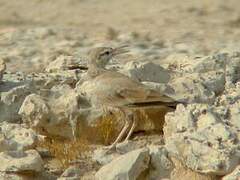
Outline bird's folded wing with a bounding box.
[116,87,176,106]
[95,71,177,107]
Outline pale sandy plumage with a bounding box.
[78,46,176,150]
[81,71,175,107]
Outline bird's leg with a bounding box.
[107,109,131,150]
[124,112,136,141]
[69,114,77,141]
[102,106,108,115]
[108,117,130,150]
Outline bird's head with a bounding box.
[88,45,128,68]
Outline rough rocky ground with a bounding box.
[1,0,240,179]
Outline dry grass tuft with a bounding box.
[85,108,167,145]
[38,112,120,169]
[83,111,121,145]
[39,136,89,169]
[38,109,159,170]
[95,113,120,145]
[171,158,219,180]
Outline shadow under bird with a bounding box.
[78,45,177,150]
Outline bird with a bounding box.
[77,45,177,150]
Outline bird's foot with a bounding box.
[102,144,116,154]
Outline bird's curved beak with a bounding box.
[112,45,129,56]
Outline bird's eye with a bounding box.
[105,51,110,55]
[100,51,110,57]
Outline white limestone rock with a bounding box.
[0,122,38,152]
[225,52,240,87]
[222,165,240,180]
[200,71,225,94]
[19,84,89,139]
[0,173,24,180]
[161,52,240,103]
[0,58,6,82]
[93,141,147,165]
[190,52,240,88]
[190,53,227,73]
[0,27,88,73]
[168,74,216,103]
[116,140,146,154]
[0,171,57,180]
[95,148,150,180]
[0,85,31,122]
[164,53,227,74]
[18,94,50,128]
[120,61,170,83]
[93,148,120,165]
[45,55,81,73]
[148,145,174,180]
[164,103,240,175]
[161,53,200,71]
[0,150,44,173]
[58,165,84,180]
[170,158,217,180]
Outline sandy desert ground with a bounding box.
[0,0,240,179]
[1,0,240,72]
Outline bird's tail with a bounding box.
[126,100,178,108]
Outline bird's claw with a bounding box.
[102,144,116,154]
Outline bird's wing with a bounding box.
[95,71,176,107]
[116,86,176,106]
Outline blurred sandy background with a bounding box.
[1,0,240,72]
[0,0,240,42]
